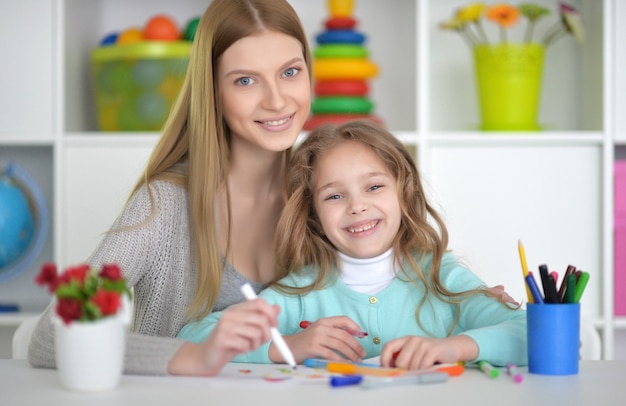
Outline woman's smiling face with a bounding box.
[217,30,311,153]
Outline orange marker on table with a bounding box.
[391,351,464,377]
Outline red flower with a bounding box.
[99,264,123,281]
[91,290,122,316]
[35,262,58,293]
[56,298,83,325]
[63,264,90,283]
[36,262,131,324]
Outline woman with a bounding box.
[29,0,311,376]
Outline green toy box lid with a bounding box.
[92,41,191,63]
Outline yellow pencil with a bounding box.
[518,240,534,304]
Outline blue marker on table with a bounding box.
[330,375,363,387]
[304,358,330,368]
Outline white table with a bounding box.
[1,360,625,406]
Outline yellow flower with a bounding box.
[456,3,487,23]
[486,3,520,28]
[440,18,466,31]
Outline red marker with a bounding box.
[299,320,368,338]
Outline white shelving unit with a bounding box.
[0,0,621,359]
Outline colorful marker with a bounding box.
[330,375,363,387]
[478,361,499,379]
[240,283,297,370]
[539,264,559,303]
[506,362,523,383]
[574,271,590,303]
[517,240,534,304]
[361,371,448,389]
[327,362,403,377]
[300,320,368,338]
[558,265,576,302]
[525,273,545,304]
[564,273,576,304]
[550,271,559,285]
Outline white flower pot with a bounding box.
[53,296,132,391]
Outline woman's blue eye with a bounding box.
[284,67,300,78]
[326,194,341,200]
[237,77,252,86]
[369,184,383,191]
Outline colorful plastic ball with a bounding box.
[118,98,144,130]
[143,15,180,41]
[133,60,165,89]
[184,17,200,42]
[117,27,143,44]
[100,32,119,46]
[136,92,168,126]
[95,62,133,93]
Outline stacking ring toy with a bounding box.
[316,30,365,45]
[314,44,368,59]
[312,96,373,115]
[313,59,378,80]
[325,16,357,30]
[315,80,368,96]
[329,0,354,17]
[304,114,384,131]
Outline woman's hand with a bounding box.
[272,316,367,364]
[168,299,279,376]
[380,335,478,370]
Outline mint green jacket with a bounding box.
[178,253,528,366]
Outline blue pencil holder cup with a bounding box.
[527,303,580,375]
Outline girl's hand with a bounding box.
[380,335,478,370]
[486,284,519,306]
[169,299,279,376]
[271,316,367,364]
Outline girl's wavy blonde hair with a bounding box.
[129,0,311,321]
[273,120,495,335]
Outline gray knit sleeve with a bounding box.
[28,181,191,375]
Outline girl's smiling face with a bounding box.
[313,140,402,259]
[217,30,311,154]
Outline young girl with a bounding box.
[179,120,527,370]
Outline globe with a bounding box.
[0,163,48,283]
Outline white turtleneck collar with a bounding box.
[338,249,396,294]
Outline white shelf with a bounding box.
[0,313,40,327]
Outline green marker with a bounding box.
[566,273,577,304]
[478,360,499,379]
[574,272,590,303]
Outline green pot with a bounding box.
[474,43,545,131]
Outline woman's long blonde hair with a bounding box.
[129,0,311,321]
[274,120,491,335]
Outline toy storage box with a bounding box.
[615,160,626,315]
[91,42,190,131]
